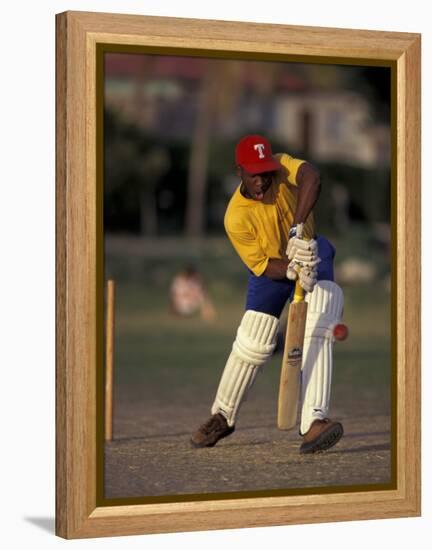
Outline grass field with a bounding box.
[103,231,393,498]
[105,230,392,422]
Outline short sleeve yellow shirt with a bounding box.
[224,153,315,276]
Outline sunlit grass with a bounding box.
[106,232,392,414]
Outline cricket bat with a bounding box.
[277,279,307,430]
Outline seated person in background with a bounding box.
[169,265,216,322]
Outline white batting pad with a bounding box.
[300,281,344,434]
[211,310,278,426]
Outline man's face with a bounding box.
[238,167,276,201]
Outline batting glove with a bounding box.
[286,224,321,289]
[297,265,319,293]
[286,224,320,266]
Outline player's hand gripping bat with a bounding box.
[277,277,307,430]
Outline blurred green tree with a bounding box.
[104,110,170,236]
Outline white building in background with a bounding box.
[273,92,390,168]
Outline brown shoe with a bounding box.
[190,413,235,448]
[300,418,343,454]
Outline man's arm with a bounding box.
[263,258,289,280]
[264,163,321,281]
[292,162,321,225]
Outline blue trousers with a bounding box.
[245,236,335,318]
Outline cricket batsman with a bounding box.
[190,134,345,453]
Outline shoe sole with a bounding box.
[300,422,344,454]
[190,426,235,448]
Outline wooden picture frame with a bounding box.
[55,10,421,539]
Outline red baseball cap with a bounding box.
[235,135,281,174]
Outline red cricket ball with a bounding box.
[333,323,349,341]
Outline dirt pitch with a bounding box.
[104,395,392,499]
[102,253,393,500]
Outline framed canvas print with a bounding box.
[55,11,421,539]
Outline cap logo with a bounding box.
[253,143,265,159]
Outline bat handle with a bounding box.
[293,278,305,303]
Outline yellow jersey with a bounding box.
[224,153,315,276]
